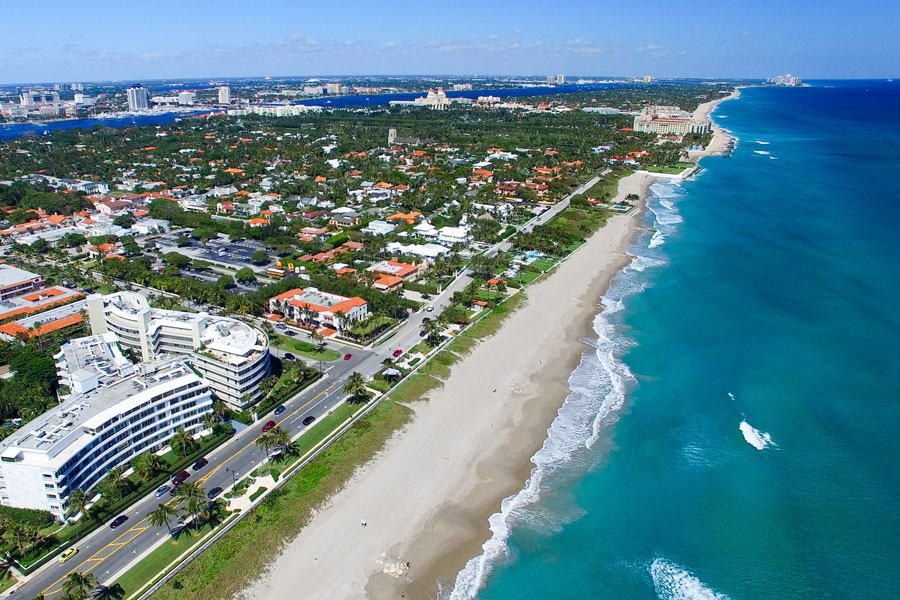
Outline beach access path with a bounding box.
[245,172,657,600]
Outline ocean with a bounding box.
[448,81,900,599]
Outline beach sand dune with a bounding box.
[245,174,654,600]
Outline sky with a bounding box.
[1,0,898,84]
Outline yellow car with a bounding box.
[58,547,78,564]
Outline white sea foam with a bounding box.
[447,183,680,600]
[650,558,731,600]
[753,150,771,155]
[769,156,778,160]
[739,420,776,450]
[755,140,770,145]
[649,229,666,248]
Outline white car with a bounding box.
[426,305,434,312]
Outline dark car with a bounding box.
[274,405,286,416]
[172,470,190,485]
[422,317,431,323]
[207,487,223,500]
[275,324,286,330]
[283,353,295,361]
[302,415,316,426]
[343,353,352,360]
[284,330,296,337]
[192,458,208,471]
[109,515,128,529]
[421,293,432,299]
[262,420,276,433]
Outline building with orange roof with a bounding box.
[247,217,269,227]
[268,287,368,333]
[372,274,404,292]
[368,259,420,281]
[386,211,422,224]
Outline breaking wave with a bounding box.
[446,180,685,599]
[739,420,777,450]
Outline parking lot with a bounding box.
[154,231,276,270]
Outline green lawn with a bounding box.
[271,334,340,361]
[149,399,413,600]
[641,162,695,174]
[349,315,395,337]
[515,271,542,285]
[0,573,16,594]
[530,258,556,272]
[114,521,221,596]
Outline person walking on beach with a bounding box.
[361,518,367,528]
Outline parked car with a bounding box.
[58,547,78,564]
[207,487,223,500]
[422,293,432,299]
[275,324,286,330]
[302,415,316,426]
[274,405,286,416]
[109,515,128,529]
[283,353,295,361]
[393,349,403,357]
[172,470,190,486]
[343,353,352,360]
[262,420,276,433]
[284,330,296,337]
[192,457,208,471]
[426,305,434,312]
[422,317,431,323]
[155,485,171,498]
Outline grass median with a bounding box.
[143,399,412,600]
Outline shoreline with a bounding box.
[688,88,742,162]
[245,172,658,600]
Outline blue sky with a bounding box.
[1,0,897,84]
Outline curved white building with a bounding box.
[87,292,270,410]
[0,358,211,519]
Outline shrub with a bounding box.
[0,505,55,528]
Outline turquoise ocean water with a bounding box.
[447,81,900,599]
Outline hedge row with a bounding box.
[0,505,54,528]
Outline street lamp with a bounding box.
[225,467,237,488]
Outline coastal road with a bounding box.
[13,170,604,597]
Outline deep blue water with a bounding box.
[0,112,207,141]
[449,81,900,599]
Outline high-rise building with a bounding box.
[86,291,271,409]
[70,83,84,92]
[19,91,60,106]
[218,85,231,104]
[556,74,565,85]
[126,84,149,111]
[325,83,342,95]
[0,354,212,520]
[177,91,195,105]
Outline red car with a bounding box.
[262,420,276,433]
[392,349,403,357]
[172,470,190,486]
[343,353,352,360]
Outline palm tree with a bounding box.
[269,425,291,453]
[148,503,181,539]
[309,327,324,346]
[2,523,29,556]
[66,488,92,520]
[422,319,442,344]
[204,499,229,529]
[62,572,99,600]
[92,583,125,600]
[174,482,206,534]
[131,453,163,480]
[342,372,369,402]
[100,466,131,501]
[255,431,278,459]
[211,399,226,422]
[169,427,196,457]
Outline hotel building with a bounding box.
[0,356,211,520]
[86,292,270,410]
[633,105,711,136]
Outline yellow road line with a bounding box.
[43,381,335,596]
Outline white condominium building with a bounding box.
[126,85,149,111]
[0,358,211,520]
[86,292,270,410]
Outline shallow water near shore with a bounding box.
[448,81,900,599]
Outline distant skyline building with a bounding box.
[767,74,802,86]
[218,85,231,104]
[325,83,342,95]
[126,84,149,111]
[556,74,565,85]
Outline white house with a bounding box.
[361,220,396,236]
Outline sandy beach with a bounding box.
[688,89,741,161]
[245,173,656,600]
